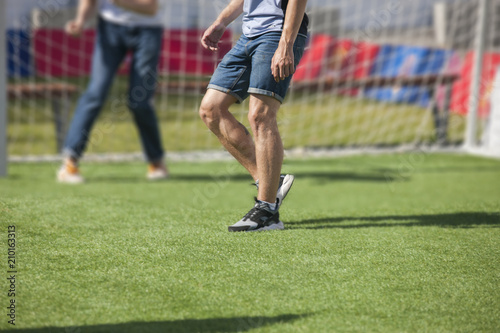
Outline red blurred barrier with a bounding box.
[450,52,500,116]
[33,28,232,77]
[293,35,379,82]
[160,29,232,75]
[34,29,96,77]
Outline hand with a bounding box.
[201,22,226,52]
[65,20,84,37]
[271,42,295,82]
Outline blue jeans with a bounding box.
[207,32,306,103]
[64,18,164,162]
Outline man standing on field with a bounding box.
[57,0,168,183]
[199,0,308,231]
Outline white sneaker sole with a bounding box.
[147,172,169,180]
[57,169,84,184]
[248,221,285,232]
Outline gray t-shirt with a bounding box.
[242,0,308,38]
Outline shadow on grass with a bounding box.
[87,173,252,183]
[89,170,397,184]
[288,212,500,229]
[373,165,500,175]
[293,171,394,183]
[1,314,305,333]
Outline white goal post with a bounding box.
[464,0,488,149]
[0,0,7,176]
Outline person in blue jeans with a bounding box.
[199,0,308,231]
[58,0,168,183]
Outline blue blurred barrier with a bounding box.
[364,45,454,107]
[7,30,32,78]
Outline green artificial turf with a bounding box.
[0,153,499,332]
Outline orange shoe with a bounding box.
[147,162,169,180]
[57,160,84,184]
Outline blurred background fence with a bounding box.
[2,0,500,166]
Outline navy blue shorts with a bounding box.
[207,31,306,103]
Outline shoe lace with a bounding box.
[242,207,259,221]
[242,198,262,221]
[242,197,279,221]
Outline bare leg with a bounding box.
[199,89,258,180]
[248,94,282,204]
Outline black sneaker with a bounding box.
[252,174,295,208]
[228,198,284,232]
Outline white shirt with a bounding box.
[99,0,164,27]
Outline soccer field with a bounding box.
[0,153,499,332]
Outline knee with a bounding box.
[82,88,107,107]
[248,106,275,131]
[128,91,153,114]
[199,99,221,130]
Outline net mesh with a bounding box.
[5,0,500,159]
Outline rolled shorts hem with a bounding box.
[247,87,284,103]
[207,84,245,103]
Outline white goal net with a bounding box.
[3,0,500,163]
